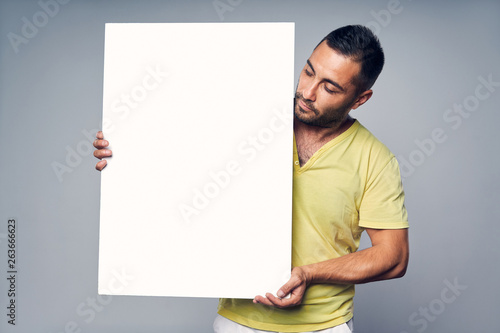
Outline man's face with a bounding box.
[294,41,363,128]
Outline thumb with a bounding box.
[277,275,301,298]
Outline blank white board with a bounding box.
[98,23,295,298]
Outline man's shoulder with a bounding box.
[352,120,395,161]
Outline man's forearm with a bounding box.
[256,229,408,307]
[301,229,409,285]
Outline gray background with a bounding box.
[1,0,499,332]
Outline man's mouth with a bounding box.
[298,99,315,113]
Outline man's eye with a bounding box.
[324,86,336,94]
[304,69,313,77]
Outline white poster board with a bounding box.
[98,23,294,298]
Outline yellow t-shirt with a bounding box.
[218,120,409,332]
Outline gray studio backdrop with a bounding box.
[1,0,499,332]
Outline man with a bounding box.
[94,25,409,333]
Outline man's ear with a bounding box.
[351,89,373,110]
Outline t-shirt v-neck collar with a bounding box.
[293,120,360,174]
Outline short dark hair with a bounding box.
[317,25,385,94]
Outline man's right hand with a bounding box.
[93,131,112,171]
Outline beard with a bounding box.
[294,91,353,128]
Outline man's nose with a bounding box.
[302,82,317,101]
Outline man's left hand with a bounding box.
[253,266,309,308]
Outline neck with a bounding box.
[294,115,355,144]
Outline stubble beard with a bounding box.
[294,92,352,128]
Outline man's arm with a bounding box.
[254,228,409,308]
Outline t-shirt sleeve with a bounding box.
[358,156,409,229]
